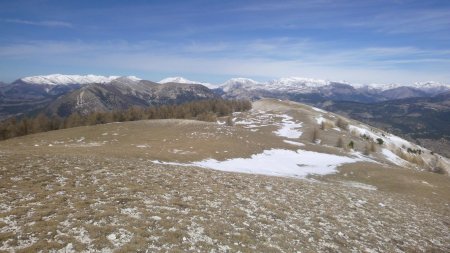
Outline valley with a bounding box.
[1,74,449,158]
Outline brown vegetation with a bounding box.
[320,120,334,130]
[336,136,344,148]
[0,99,251,141]
[311,128,320,143]
[335,117,349,130]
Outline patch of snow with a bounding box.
[315,115,325,125]
[385,134,411,149]
[283,140,305,147]
[58,243,75,253]
[311,107,327,113]
[421,181,435,187]
[64,142,103,147]
[171,149,195,155]
[186,223,214,245]
[234,119,259,125]
[121,207,141,218]
[72,227,92,245]
[154,149,371,179]
[107,229,133,248]
[341,181,377,191]
[274,114,303,139]
[382,149,407,166]
[349,124,416,151]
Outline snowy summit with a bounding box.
[218,76,450,93]
[20,74,121,86]
[158,76,216,89]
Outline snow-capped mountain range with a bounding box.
[219,76,450,92]
[20,74,141,86]
[1,74,449,157]
[0,74,217,120]
[162,76,449,96]
[8,74,449,93]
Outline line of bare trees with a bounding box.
[0,99,251,141]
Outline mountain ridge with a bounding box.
[3,74,449,91]
[1,74,449,156]
[158,76,216,89]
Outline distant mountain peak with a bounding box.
[269,77,330,86]
[219,76,450,93]
[159,76,193,84]
[123,76,142,81]
[19,74,122,86]
[220,78,261,92]
[158,76,215,89]
[226,77,259,84]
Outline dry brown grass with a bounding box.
[395,148,425,167]
[320,120,335,130]
[335,117,349,130]
[0,99,449,252]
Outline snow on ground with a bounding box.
[315,115,325,125]
[121,207,141,218]
[283,140,305,147]
[273,114,303,139]
[382,149,407,166]
[107,229,133,248]
[341,181,377,191]
[349,124,412,150]
[155,149,369,179]
[233,111,303,138]
[136,144,150,148]
[311,106,327,113]
[64,142,104,147]
[385,134,412,149]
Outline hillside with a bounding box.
[2,74,450,120]
[1,99,449,252]
[46,81,216,117]
[320,92,450,157]
[0,76,217,119]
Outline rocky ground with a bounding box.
[0,99,449,252]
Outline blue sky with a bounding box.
[0,0,449,84]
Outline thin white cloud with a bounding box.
[345,8,450,35]
[182,41,229,53]
[0,39,449,84]
[5,19,72,28]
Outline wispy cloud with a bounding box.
[5,19,72,28]
[352,9,450,35]
[230,1,450,36]
[1,39,449,84]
